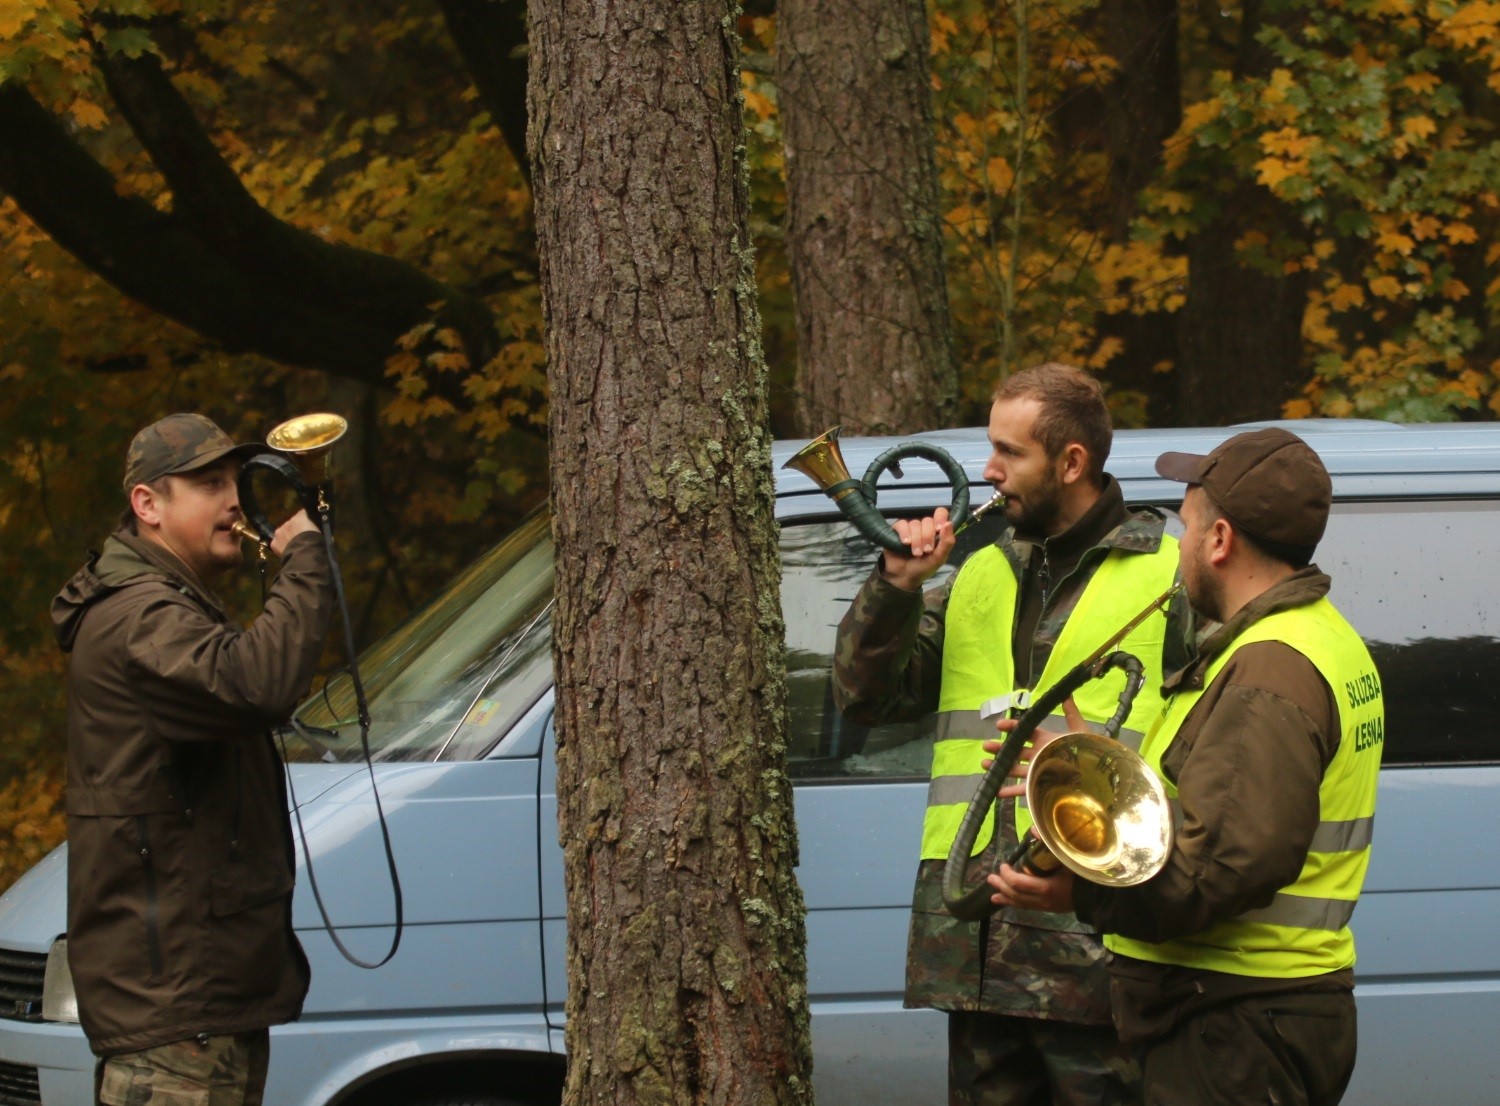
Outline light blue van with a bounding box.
[0,420,1497,1105]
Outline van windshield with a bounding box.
[283,511,554,763]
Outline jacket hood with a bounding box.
[52,530,221,652]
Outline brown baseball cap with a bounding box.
[122,414,263,492]
[1155,427,1332,551]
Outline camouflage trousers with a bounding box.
[96,1030,270,1106]
[949,1010,1141,1106]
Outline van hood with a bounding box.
[0,846,67,954]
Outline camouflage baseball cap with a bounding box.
[122,414,263,491]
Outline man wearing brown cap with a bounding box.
[987,428,1385,1106]
[52,414,333,1105]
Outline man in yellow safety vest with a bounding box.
[988,428,1383,1106]
[833,363,1193,1106]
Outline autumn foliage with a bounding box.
[4,0,1500,886]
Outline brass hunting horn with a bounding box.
[1010,730,1173,887]
[231,412,405,969]
[232,412,348,547]
[942,583,1181,921]
[783,426,1004,554]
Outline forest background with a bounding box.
[3,0,1500,889]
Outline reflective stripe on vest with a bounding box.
[920,538,1180,860]
[1105,597,1384,978]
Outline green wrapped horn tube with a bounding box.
[784,427,973,555]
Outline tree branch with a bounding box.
[0,79,497,386]
[433,0,531,186]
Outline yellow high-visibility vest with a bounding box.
[1106,597,1384,977]
[921,538,1179,860]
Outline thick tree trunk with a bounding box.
[777,0,956,436]
[1090,0,1184,424]
[528,3,814,1106]
[1098,0,1181,243]
[1175,0,1308,425]
[1177,204,1309,424]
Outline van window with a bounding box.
[1319,499,1500,767]
[285,511,555,763]
[782,514,1008,782]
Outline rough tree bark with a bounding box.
[528,2,815,1105]
[777,0,957,436]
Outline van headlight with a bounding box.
[42,938,79,1023]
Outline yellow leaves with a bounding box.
[1254,128,1314,194]
[743,88,774,123]
[384,395,456,428]
[68,98,107,130]
[1180,97,1222,135]
[1259,126,1314,158]
[1328,282,1367,311]
[1304,301,1338,345]
[1369,274,1405,298]
[232,42,268,79]
[0,3,33,41]
[0,768,66,892]
[373,114,399,136]
[931,9,958,55]
[1375,228,1416,255]
[1443,277,1471,300]
[1437,1,1500,50]
[427,352,469,373]
[1092,242,1187,315]
[1262,69,1297,106]
[1402,71,1442,94]
[1157,191,1193,214]
[985,156,1014,195]
[1255,157,1303,191]
[1449,368,1487,400]
[1444,222,1479,244]
[1401,114,1438,142]
[1409,214,1441,240]
[944,203,988,237]
[1086,336,1124,370]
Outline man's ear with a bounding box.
[1058,442,1090,486]
[129,483,162,529]
[1207,517,1235,567]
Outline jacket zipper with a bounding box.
[134,816,164,979]
[1026,544,1104,686]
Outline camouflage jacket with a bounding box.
[832,480,1194,1023]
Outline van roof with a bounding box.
[774,419,1500,501]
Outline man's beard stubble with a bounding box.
[1002,467,1065,537]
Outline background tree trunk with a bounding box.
[1088,0,1184,424]
[529,3,815,1106]
[777,0,957,436]
[1177,200,1309,424]
[1174,0,1308,425]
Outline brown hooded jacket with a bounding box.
[51,528,331,1055]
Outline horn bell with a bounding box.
[782,426,860,502]
[1026,731,1173,887]
[266,412,347,484]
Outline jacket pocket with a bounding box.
[134,816,164,978]
[208,856,294,918]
